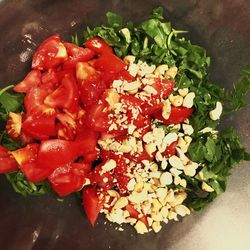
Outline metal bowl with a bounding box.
[0,1,249,249]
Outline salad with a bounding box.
[0,7,249,234]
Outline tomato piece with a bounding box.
[49,162,90,196]
[63,42,95,69]
[84,102,110,132]
[41,68,59,89]
[6,112,22,139]
[79,77,107,107]
[84,37,113,54]
[151,78,175,99]
[32,34,68,70]
[89,164,114,190]
[0,146,18,173]
[37,139,80,170]
[11,143,39,165]
[56,68,75,81]
[141,98,163,115]
[125,204,148,227]
[44,73,79,112]
[22,110,56,140]
[94,53,126,74]
[75,125,99,162]
[132,114,151,136]
[82,186,104,226]
[56,123,75,141]
[127,149,153,163]
[14,70,41,93]
[162,141,178,158]
[76,62,96,81]
[20,161,52,182]
[24,86,52,115]
[152,106,194,125]
[161,79,176,98]
[116,70,136,82]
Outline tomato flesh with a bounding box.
[14,70,41,93]
[82,186,104,226]
[0,146,18,174]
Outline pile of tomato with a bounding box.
[0,35,193,225]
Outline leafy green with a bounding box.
[185,128,249,210]
[0,86,50,196]
[224,65,250,112]
[6,171,51,196]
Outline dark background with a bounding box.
[0,1,249,249]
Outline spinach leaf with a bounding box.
[6,171,51,196]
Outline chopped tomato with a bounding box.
[6,112,22,139]
[94,52,126,74]
[24,86,52,115]
[11,143,39,165]
[84,37,113,54]
[162,141,178,158]
[79,77,107,107]
[82,186,104,226]
[49,162,90,196]
[84,102,110,132]
[44,73,79,112]
[89,163,114,190]
[151,78,175,98]
[32,34,68,70]
[152,106,193,125]
[76,62,96,81]
[56,123,75,141]
[14,70,41,93]
[127,149,153,163]
[116,70,136,82]
[0,146,18,174]
[20,161,52,182]
[37,139,80,170]
[125,204,148,227]
[75,125,99,162]
[63,42,95,69]
[22,110,56,140]
[41,68,59,89]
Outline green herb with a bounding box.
[6,171,51,196]
[185,128,249,210]
[224,65,250,112]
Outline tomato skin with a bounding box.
[79,78,107,107]
[20,161,52,182]
[63,42,95,69]
[22,110,56,140]
[152,106,194,125]
[44,73,79,112]
[127,149,153,163]
[82,186,104,226]
[89,164,114,190]
[84,102,110,132]
[41,68,59,89]
[14,70,41,93]
[125,204,148,227]
[75,125,99,162]
[94,52,126,74]
[162,141,178,158]
[84,37,113,54]
[24,86,51,115]
[49,162,90,196]
[0,146,18,174]
[37,139,80,170]
[151,78,175,99]
[32,34,68,70]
